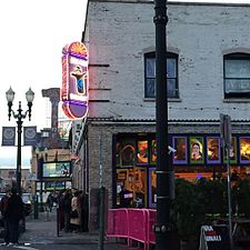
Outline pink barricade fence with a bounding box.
[127,209,148,249]
[147,209,156,246]
[106,208,129,239]
[106,208,157,250]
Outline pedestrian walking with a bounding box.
[0,190,11,246]
[5,187,24,246]
[79,192,89,232]
[62,189,72,232]
[46,193,54,212]
[70,190,81,232]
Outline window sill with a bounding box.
[143,98,182,102]
[223,98,250,103]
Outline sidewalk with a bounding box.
[18,211,248,250]
[17,210,139,250]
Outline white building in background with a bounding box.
[0,167,31,192]
[69,0,250,229]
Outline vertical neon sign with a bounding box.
[61,42,89,120]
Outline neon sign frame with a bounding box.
[61,42,89,120]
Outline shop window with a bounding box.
[224,53,250,99]
[115,167,147,208]
[144,52,179,99]
[189,137,204,164]
[137,140,148,164]
[150,140,157,165]
[239,136,250,163]
[148,168,156,208]
[116,169,133,208]
[115,139,136,167]
[206,137,221,164]
[134,168,147,207]
[114,133,250,210]
[173,136,188,164]
[223,136,237,164]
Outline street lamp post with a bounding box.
[6,86,35,195]
[154,1,175,250]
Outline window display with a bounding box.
[114,133,250,209]
[150,140,157,164]
[148,168,156,208]
[116,139,136,166]
[190,137,204,164]
[207,137,221,164]
[115,167,147,208]
[137,140,148,164]
[173,136,187,164]
[223,136,237,164]
[240,136,250,163]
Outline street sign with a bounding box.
[220,114,231,148]
[199,225,232,250]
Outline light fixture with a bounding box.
[6,86,35,195]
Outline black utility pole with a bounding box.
[98,134,105,250]
[220,114,233,248]
[154,1,174,250]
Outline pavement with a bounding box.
[19,211,250,250]
[1,210,142,250]
[1,210,249,250]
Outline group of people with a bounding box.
[57,188,89,233]
[0,187,24,246]
[0,187,89,246]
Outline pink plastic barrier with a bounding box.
[106,208,129,238]
[147,209,156,245]
[127,209,148,249]
[106,208,157,250]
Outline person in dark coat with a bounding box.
[46,193,54,212]
[0,190,11,246]
[5,187,24,246]
[80,192,89,232]
[62,189,72,232]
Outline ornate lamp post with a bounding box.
[6,86,35,195]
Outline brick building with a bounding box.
[70,0,250,228]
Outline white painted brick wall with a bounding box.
[85,1,250,121]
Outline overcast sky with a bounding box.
[0,0,248,168]
[0,0,87,167]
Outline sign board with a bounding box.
[61,41,89,120]
[220,114,231,149]
[199,225,232,250]
[42,161,71,179]
[2,127,15,146]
